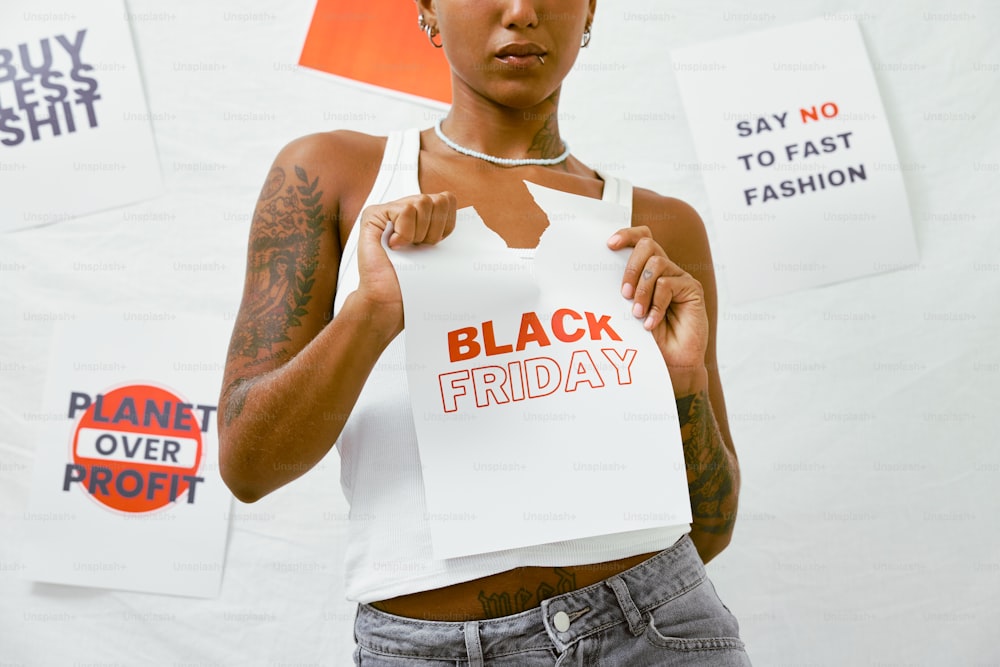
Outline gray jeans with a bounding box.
[352,534,751,665]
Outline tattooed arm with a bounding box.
[218,132,399,502]
[676,376,739,562]
[220,131,456,502]
[632,190,741,563]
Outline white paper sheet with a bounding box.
[383,181,691,559]
[670,18,919,303]
[0,0,162,231]
[20,316,232,597]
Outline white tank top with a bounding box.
[332,128,690,604]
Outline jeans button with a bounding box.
[553,610,571,632]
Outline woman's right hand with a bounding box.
[355,191,458,335]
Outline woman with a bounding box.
[219,1,750,664]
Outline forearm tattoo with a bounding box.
[223,165,327,424]
[678,391,737,535]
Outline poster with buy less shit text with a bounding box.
[21,316,232,598]
[0,0,162,231]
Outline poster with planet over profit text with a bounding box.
[21,316,232,597]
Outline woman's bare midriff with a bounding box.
[367,550,662,621]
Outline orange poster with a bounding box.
[299,0,451,105]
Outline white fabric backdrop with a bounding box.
[2,0,998,664]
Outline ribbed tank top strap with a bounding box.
[596,169,633,211]
[336,128,422,300]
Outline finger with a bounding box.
[631,254,673,318]
[386,204,418,249]
[644,275,704,331]
[620,236,659,300]
[358,211,397,276]
[441,191,458,239]
[643,276,679,331]
[360,205,393,249]
[606,225,652,250]
[410,197,433,244]
[360,209,388,249]
[423,192,455,244]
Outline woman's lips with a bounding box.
[496,54,544,67]
[495,43,547,68]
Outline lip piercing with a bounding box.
[537,55,545,64]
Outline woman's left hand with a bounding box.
[608,226,710,391]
